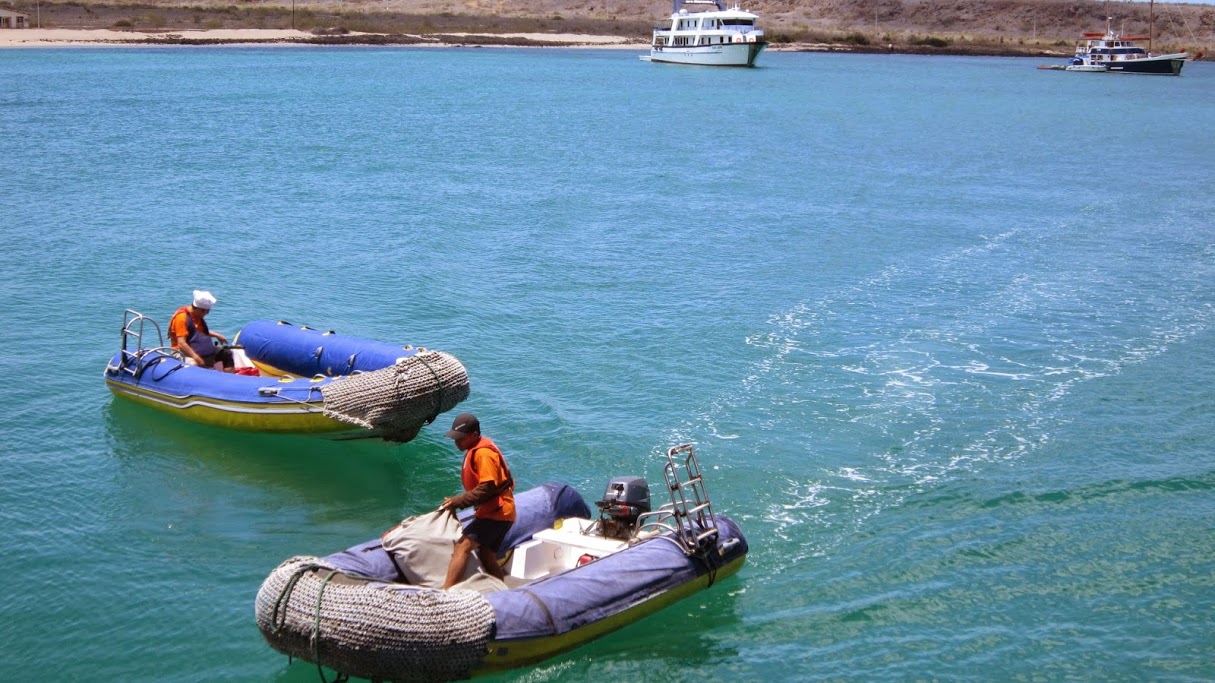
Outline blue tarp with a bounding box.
[485,515,747,640]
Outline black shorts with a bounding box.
[463,518,513,552]
[202,346,234,368]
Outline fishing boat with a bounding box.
[255,445,748,681]
[104,310,469,441]
[1038,15,1188,75]
[642,0,766,67]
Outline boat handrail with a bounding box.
[117,309,165,374]
[674,0,727,11]
[122,309,165,352]
[635,507,680,538]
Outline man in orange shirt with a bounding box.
[168,290,233,372]
[439,413,516,589]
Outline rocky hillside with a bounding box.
[11,0,1215,55]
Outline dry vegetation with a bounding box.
[8,0,1214,56]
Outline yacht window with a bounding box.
[722,19,754,26]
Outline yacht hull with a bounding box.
[1106,55,1185,75]
[649,41,766,66]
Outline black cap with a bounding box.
[445,413,480,439]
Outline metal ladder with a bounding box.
[659,444,722,556]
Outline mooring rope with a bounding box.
[312,568,345,683]
[270,562,327,635]
[267,561,351,682]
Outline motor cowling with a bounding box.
[594,476,651,540]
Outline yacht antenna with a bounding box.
[1149,0,1154,53]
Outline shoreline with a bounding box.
[0,28,1068,58]
[0,28,640,49]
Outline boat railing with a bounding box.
[674,0,727,12]
[115,309,167,375]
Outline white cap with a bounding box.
[192,289,217,310]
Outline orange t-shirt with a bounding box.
[168,305,214,358]
[168,306,196,347]
[461,437,516,522]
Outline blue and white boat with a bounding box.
[255,445,748,680]
[104,311,469,441]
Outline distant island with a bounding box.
[3,0,1212,57]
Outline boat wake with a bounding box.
[668,207,1215,572]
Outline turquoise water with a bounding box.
[2,47,1214,681]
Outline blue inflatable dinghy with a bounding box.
[105,311,469,441]
[255,445,748,680]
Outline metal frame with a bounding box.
[635,444,723,556]
[112,309,169,375]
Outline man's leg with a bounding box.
[216,347,236,373]
[443,535,480,589]
[476,546,506,581]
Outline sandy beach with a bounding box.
[0,28,648,48]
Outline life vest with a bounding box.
[171,305,217,360]
[461,436,515,522]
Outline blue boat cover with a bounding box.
[485,515,748,641]
[237,320,421,378]
[324,483,593,581]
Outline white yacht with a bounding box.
[1039,16,1188,75]
[1066,20,1187,75]
[643,0,767,67]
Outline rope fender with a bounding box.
[255,556,495,682]
[318,351,470,442]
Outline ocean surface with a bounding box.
[2,46,1214,681]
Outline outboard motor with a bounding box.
[594,476,651,540]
